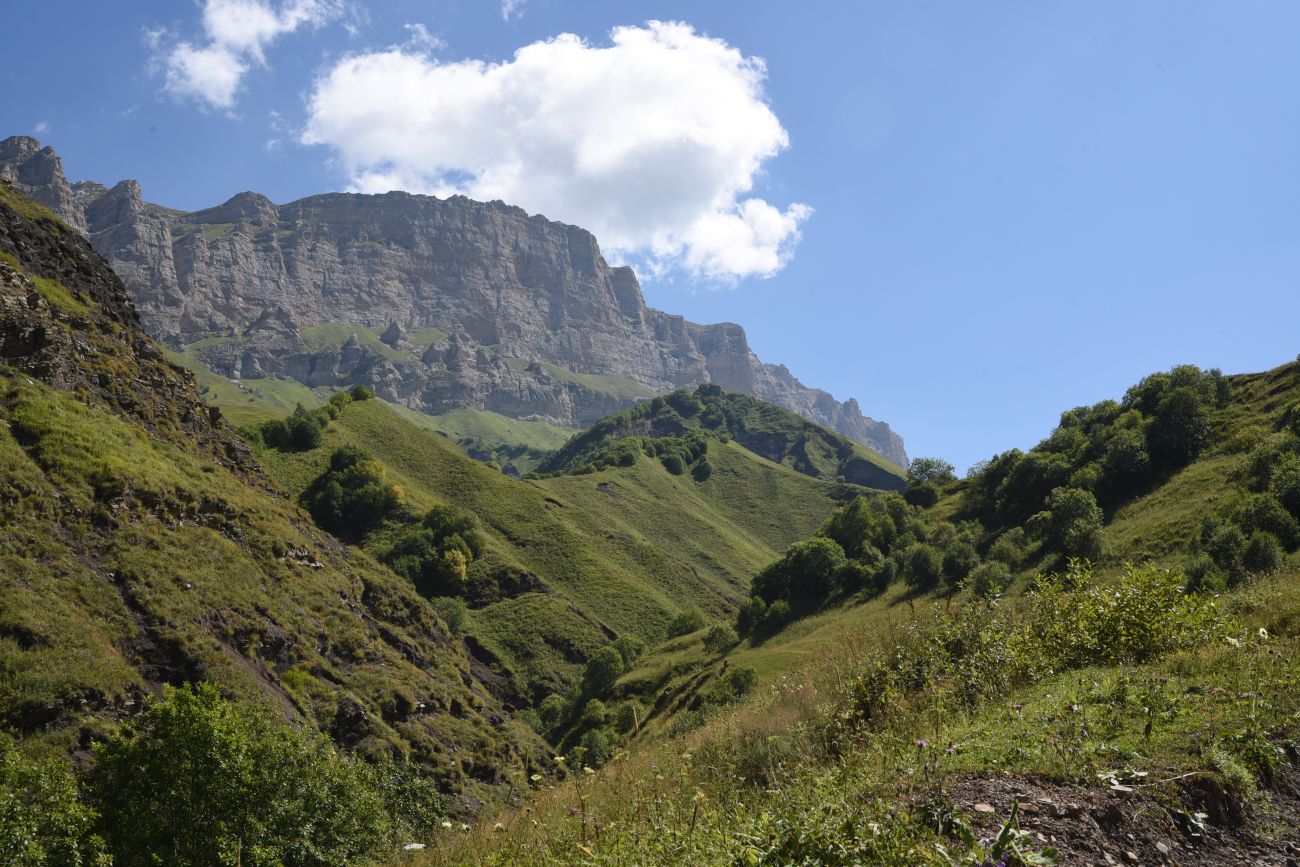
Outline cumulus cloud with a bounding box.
[302,21,810,281]
[159,0,343,110]
[500,0,526,22]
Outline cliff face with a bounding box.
[0,136,907,465]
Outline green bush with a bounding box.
[259,404,329,452]
[752,537,847,609]
[691,459,713,482]
[348,384,374,401]
[580,647,625,697]
[431,596,468,635]
[1241,531,1283,577]
[902,543,943,592]
[612,634,646,668]
[89,684,391,867]
[538,694,569,730]
[967,560,1011,597]
[666,609,707,638]
[661,453,686,475]
[0,735,108,867]
[301,447,401,542]
[702,624,739,654]
[903,482,940,508]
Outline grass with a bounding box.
[502,357,658,403]
[253,399,855,699]
[419,565,1300,866]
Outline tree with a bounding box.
[0,735,108,867]
[967,561,1012,597]
[89,684,389,867]
[580,647,625,696]
[1147,387,1209,469]
[904,482,940,508]
[702,624,738,654]
[1043,487,1104,560]
[1242,531,1282,577]
[751,536,847,608]
[538,694,569,730]
[941,540,980,590]
[907,457,956,487]
[612,634,646,668]
[903,543,943,592]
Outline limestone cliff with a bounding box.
[0,136,907,465]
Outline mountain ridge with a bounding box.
[0,134,908,467]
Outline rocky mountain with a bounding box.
[0,135,907,466]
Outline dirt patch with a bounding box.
[946,765,1300,866]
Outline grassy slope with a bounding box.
[254,400,858,698]
[0,185,543,801]
[426,362,1300,865]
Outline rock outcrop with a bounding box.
[0,136,907,465]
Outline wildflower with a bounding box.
[440,820,453,829]
[1013,702,1022,712]
[403,842,426,851]
[1258,627,1269,640]
[493,822,506,832]
[1226,637,1241,648]
[530,773,543,782]
[460,823,470,832]
[584,766,595,775]
[916,739,929,749]
[946,746,955,756]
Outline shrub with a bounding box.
[90,684,390,867]
[613,701,644,733]
[431,596,468,635]
[0,734,107,867]
[702,666,758,706]
[903,482,940,508]
[735,597,767,637]
[986,530,1026,570]
[301,448,401,542]
[1202,521,1246,577]
[902,543,943,592]
[691,459,714,482]
[348,384,374,401]
[967,561,1011,597]
[751,537,847,608]
[702,624,739,654]
[259,404,328,452]
[1270,454,1300,517]
[579,699,608,728]
[538,694,568,730]
[580,647,625,696]
[1241,531,1283,577]
[941,540,980,590]
[575,729,613,766]
[612,634,646,668]
[661,453,687,475]
[1236,493,1300,549]
[666,609,707,638]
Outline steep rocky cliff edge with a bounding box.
[0,135,907,466]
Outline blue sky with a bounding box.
[3,1,1298,471]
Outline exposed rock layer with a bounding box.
[0,136,907,465]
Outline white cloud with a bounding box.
[302,21,810,281]
[158,0,343,110]
[33,121,49,135]
[402,23,445,53]
[500,0,525,22]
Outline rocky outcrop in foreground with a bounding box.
[0,135,906,465]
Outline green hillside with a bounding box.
[435,359,1300,866]
[252,397,863,701]
[537,384,906,490]
[0,184,544,819]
